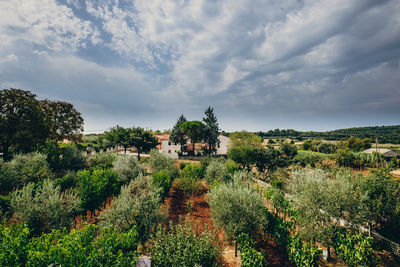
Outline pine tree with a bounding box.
[203,107,220,155]
[170,114,187,154]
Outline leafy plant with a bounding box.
[148,149,178,177]
[76,168,120,215]
[88,152,117,168]
[152,170,172,198]
[237,233,266,267]
[11,179,81,235]
[99,176,163,244]
[150,219,221,267]
[112,155,146,184]
[0,224,30,266]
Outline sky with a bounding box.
[1,0,399,133]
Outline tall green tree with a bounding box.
[202,107,220,155]
[0,89,48,160]
[130,127,159,160]
[105,126,131,153]
[169,114,187,153]
[41,100,84,142]
[180,121,205,155]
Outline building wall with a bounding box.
[159,139,180,159]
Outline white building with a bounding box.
[156,134,231,158]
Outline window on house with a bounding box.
[168,150,171,153]
[168,141,171,145]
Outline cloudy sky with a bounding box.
[1,0,399,133]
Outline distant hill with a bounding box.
[258,125,400,144]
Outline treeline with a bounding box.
[258,125,400,144]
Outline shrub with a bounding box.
[287,234,321,267]
[150,219,221,267]
[88,152,117,168]
[207,182,265,240]
[76,168,120,214]
[1,152,53,191]
[0,224,30,266]
[11,180,81,235]
[332,230,376,267]
[27,224,139,266]
[112,155,146,184]
[59,144,87,171]
[148,149,178,177]
[226,159,239,174]
[181,163,204,180]
[175,176,202,196]
[293,151,329,167]
[152,170,172,198]
[179,161,186,170]
[237,233,266,267]
[53,170,76,192]
[99,176,163,244]
[0,195,12,219]
[205,160,230,183]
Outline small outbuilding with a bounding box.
[363,148,399,158]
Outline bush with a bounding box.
[152,170,172,198]
[205,160,230,183]
[332,230,376,267]
[150,219,221,267]
[207,182,265,240]
[59,144,87,171]
[148,149,178,177]
[88,152,117,168]
[0,195,12,219]
[53,170,76,191]
[112,155,146,184]
[11,180,81,235]
[179,161,186,170]
[181,163,204,180]
[76,168,120,214]
[0,152,53,191]
[293,151,329,167]
[0,224,30,266]
[226,159,239,174]
[99,176,163,244]
[175,176,202,196]
[27,224,139,266]
[237,233,266,267]
[287,234,321,267]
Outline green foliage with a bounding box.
[152,170,172,198]
[0,195,12,219]
[11,179,82,235]
[150,219,221,267]
[180,120,206,155]
[205,160,230,183]
[287,234,321,267]
[176,163,204,195]
[332,230,376,267]
[237,233,266,267]
[59,144,87,171]
[149,149,178,177]
[88,152,117,168]
[229,131,262,149]
[203,107,220,155]
[317,143,338,154]
[0,89,49,160]
[76,168,120,213]
[179,161,186,170]
[112,155,146,184]
[53,170,76,191]
[130,127,159,159]
[99,176,163,244]
[339,136,371,152]
[181,163,204,180]
[207,181,265,240]
[170,114,188,153]
[228,146,255,170]
[293,150,329,167]
[0,224,30,266]
[226,159,239,174]
[27,224,139,267]
[0,152,54,191]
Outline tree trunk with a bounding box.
[235,240,238,257]
[137,150,141,160]
[327,245,331,261]
[368,222,372,237]
[124,147,127,154]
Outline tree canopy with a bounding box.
[202,107,220,155]
[169,114,187,153]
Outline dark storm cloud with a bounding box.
[0,0,399,131]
